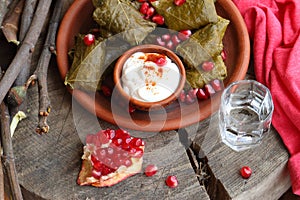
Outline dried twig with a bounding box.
[1,0,25,45]
[12,0,38,93]
[32,0,64,134]
[0,0,53,106]
[0,102,23,200]
[0,68,4,200]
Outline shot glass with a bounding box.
[219,80,274,151]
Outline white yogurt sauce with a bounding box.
[121,52,180,102]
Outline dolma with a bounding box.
[177,16,230,88]
[65,34,106,92]
[93,0,156,45]
[151,0,218,31]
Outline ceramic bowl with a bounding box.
[113,44,186,111]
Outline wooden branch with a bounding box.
[0,67,4,200]
[34,0,64,134]
[19,0,38,42]
[0,0,53,105]
[0,102,23,200]
[1,0,25,45]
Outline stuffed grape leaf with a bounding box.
[177,16,230,88]
[64,35,106,91]
[92,0,156,45]
[151,0,218,31]
[65,34,132,92]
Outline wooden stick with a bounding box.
[33,0,64,134]
[0,68,5,200]
[1,0,25,45]
[0,0,53,105]
[0,102,23,200]
[10,0,39,117]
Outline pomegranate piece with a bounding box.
[165,175,178,188]
[152,14,165,25]
[174,0,186,6]
[139,2,149,15]
[83,34,95,46]
[201,61,214,71]
[240,166,252,179]
[77,128,145,187]
[178,29,192,41]
[144,164,158,177]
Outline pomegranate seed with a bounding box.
[112,138,123,146]
[201,61,214,71]
[152,14,165,25]
[156,37,166,46]
[96,132,109,144]
[130,138,143,147]
[188,88,198,99]
[139,2,149,15]
[132,147,144,158]
[162,34,171,42]
[204,84,216,97]
[144,164,158,177]
[101,85,112,97]
[221,50,227,60]
[155,57,167,66]
[185,94,195,104]
[174,0,186,6]
[124,159,133,167]
[165,175,178,188]
[240,166,252,179]
[179,90,186,103]
[128,105,136,113]
[210,79,223,92]
[83,34,95,46]
[166,40,174,50]
[104,129,115,139]
[91,169,102,179]
[107,147,114,155]
[178,29,192,41]
[171,34,181,46]
[121,143,130,150]
[196,88,208,100]
[92,160,103,171]
[95,148,106,159]
[145,7,155,19]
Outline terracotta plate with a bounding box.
[56,0,250,132]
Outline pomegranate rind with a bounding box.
[77,146,144,187]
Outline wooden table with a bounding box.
[3,1,296,199]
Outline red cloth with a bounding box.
[232,0,300,196]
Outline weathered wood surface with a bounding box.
[2,0,298,199]
[11,61,208,200]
